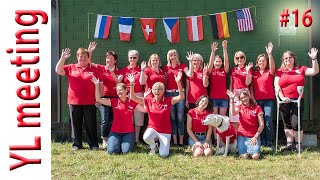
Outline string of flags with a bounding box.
[93,7,255,43]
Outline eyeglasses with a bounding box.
[236,56,245,60]
[129,57,137,59]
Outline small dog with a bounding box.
[203,114,237,156]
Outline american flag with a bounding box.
[235,8,254,32]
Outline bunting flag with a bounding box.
[94,15,112,39]
[210,12,230,39]
[234,8,254,31]
[163,17,180,43]
[118,17,133,41]
[140,18,157,43]
[186,16,203,42]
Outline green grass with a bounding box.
[52,142,320,180]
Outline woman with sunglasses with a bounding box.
[229,51,253,131]
[274,48,319,152]
[121,50,145,145]
[251,42,275,149]
[227,89,264,160]
[163,49,193,146]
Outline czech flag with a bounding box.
[186,16,203,42]
[163,17,180,43]
[210,12,230,39]
[118,17,133,41]
[94,15,112,39]
[140,18,157,43]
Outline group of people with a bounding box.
[55,40,319,159]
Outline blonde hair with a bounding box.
[234,51,246,65]
[76,48,89,58]
[281,51,298,69]
[116,83,127,91]
[152,82,165,90]
[147,54,161,67]
[192,53,204,68]
[166,49,180,66]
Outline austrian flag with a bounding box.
[163,17,180,43]
[140,18,157,43]
[186,16,203,42]
[118,17,133,41]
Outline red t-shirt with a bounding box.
[275,66,307,99]
[163,63,187,90]
[121,65,144,93]
[110,98,137,133]
[144,96,172,134]
[231,67,252,90]
[63,63,102,105]
[187,69,207,103]
[237,104,263,137]
[187,108,209,133]
[209,68,228,99]
[215,124,236,144]
[252,70,275,100]
[98,64,121,97]
[145,67,166,90]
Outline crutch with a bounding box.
[290,86,304,156]
[275,88,285,153]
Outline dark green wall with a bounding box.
[57,0,311,123]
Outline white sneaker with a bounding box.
[149,146,158,155]
[102,139,107,149]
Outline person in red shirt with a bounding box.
[227,89,264,160]
[187,95,213,157]
[91,76,146,154]
[163,49,193,146]
[55,47,102,150]
[186,52,209,110]
[229,51,253,131]
[274,48,319,152]
[251,42,275,149]
[121,50,145,144]
[128,72,184,157]
[140,54,166,92]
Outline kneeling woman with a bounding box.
[187,95,213,156]
[92,76,145,154]
[128,72,184,157]
[227,90,264,159]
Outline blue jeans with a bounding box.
[237,136,261,155]
[107,132,135,154]
[166,92,185,136]
[98,105,113,139]
[211,98,228,108]
[256,99,274,147]
[188,134,207,146]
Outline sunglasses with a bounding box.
[236,56,245,60]
[129,57,137,59]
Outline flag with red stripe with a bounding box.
[186,16,203,42]
[235,8,254,31]
[94,15,112,39]
[140,18,157,43]
[209,12,230,39]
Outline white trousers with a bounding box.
[143,128,171,157]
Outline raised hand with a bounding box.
[211,42,218,52]
[226,89,235,99]
[91,76,99,85]
[222,40,228,49]
[60,48,71,60]
[308,47,318,60]
[203,63,209,75]
[186,51,194,61]
[265,42,273,55]
[245,62,253,72]
[126,73,135,84]
[174,71,182,82]
[88,42,97,53]
[144,88,151,97]
[141,61,147,70]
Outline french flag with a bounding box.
[94,15,112,39]
[163,17,180,43]
[118,17,133,41]
[186,16,203,41]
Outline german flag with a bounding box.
[210,12,230,39]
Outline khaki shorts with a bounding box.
[133,92,145,126]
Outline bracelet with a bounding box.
[141,69,145,71]
[312,58,317,60]
[204,140,210,143]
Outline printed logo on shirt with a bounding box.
[197,73,203,79]
[128,105,134,111]
[251,110,257,116]
[295,69,301,75]
[86,72,94,76]
[71,70,80,75]
[162,104,168,110]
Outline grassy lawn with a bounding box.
[52,142,320,180]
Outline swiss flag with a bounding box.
[140,18,157,43]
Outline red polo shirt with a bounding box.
[144,67,166,90]
[110,98,138,133]
[231,67,252,90]
[163,63,187,90]
[238,104,263,137]
[63,63,102,105]
[275,66,307,99]
[186,69,207,103]
[121,65,144,93]
[209,68,228,99]
[98,64,121,97]
[144,96,172,134]
[187,108,209,133]
[252,70,275,100]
